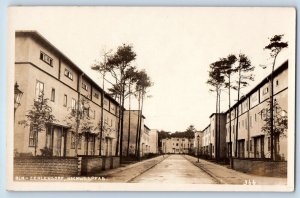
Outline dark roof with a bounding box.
[144,125,150,130]
[225,60,288,114]
[209,112,225,118]
[15,30,120,106]
[125,110,146,119]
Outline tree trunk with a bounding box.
[135,91,141,157]
[270,55,277,160]
[99,73,105,156]
[228,74,232,161]
[218,90,221,161]
[137,91,145,160]
[119,79,125,162]
[127,83,132,157]
[235,70,241,157]
[215,88,218,160]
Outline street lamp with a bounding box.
[14,82,23,119]
[197,134,200,162]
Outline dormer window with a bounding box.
[64,68,73,80]
[82,82,88,91]
[40,51,53,66]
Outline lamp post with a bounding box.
[197,134,200,162]
[14,82,23,120]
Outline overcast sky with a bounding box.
[9,7,295,132]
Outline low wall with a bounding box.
[111,156,120,169]
[232,158,287,177]
[80,156,120,175]
[14,157,78,177]
[80,156,103,175]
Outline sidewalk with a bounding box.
[94,155,168,183]
[184,155,287,185]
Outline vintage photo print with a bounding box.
[6,7,295,191]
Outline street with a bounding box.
[129,155,218,184]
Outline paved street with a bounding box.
[95,154,287,185]
[129,155,218,184]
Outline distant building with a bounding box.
[162,137,194,154]
[194,131,203,156]
[122,110,148,157]
[149,129,159,154]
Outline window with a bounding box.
[63,94,67,107]
[51,88,55,102]
[29,125,36,147]
[245,119,248,129]
[78,135,82,149]
[71,133,75,149]
[40,51,53,66]
[82,82,88,91]
[104,98,108,106]
[64,68,73,80]
[71,98,76,110]
[176,143,178,146]
[94,92,99,99]
[35,81,44,100]
[276,80,279,86]
[263,87,269,95]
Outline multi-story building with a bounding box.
[225,60,288,160]
[149,129,159,154]
[201,125,212,157]
[14,31,120,157]
[122,110,147,157]
[141,125,150,157]
[162,137,194,154]
[200,113,226,160]
[194,131,203,156]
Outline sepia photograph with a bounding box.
[6,6,295,191]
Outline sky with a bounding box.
[9,7,295,132]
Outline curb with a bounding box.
[127,155,169,183]
[183,155,226,184]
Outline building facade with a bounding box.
[122,110,151,157]
[225,61,288,160]
[14,31,120,157]
[162,137,194,154]
[194,131,203,156]
[149,129,159,154]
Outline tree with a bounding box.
[185,124,196,153]
[207,60,225,160]
[19,92,56,156]
[64,97,95,156]
[124,67,139,157]
[135,70,152,159]
[261,99,288,160]
[219,54,237,160]
[233,54,254,157]
[263,34,288,160]
[91,49,113,156]
[106,44,137,160]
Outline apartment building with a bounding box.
[162,137,194,154]
[225,60,288,160]
[194,131,203,156]
[201,125,212,157]
[14,31,120,157]
[149,129,159,154]
[122,110,148,157]
[200,113,226,160]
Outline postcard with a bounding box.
[6,6,295,191]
